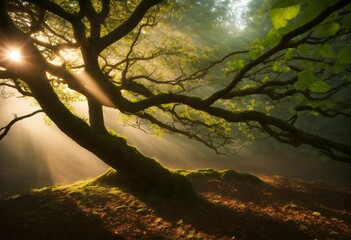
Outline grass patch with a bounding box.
[176,168,221,179]
[220,170,262,183]
[1,168,349,240]
[176,168,262,183]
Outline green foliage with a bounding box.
[337,46,351,64]
[267,0,342,38]
[294,69,333,93]
[3,0,351,167]
[295,71,317,91]
[270,4,301,29]
[327,22,341,36]
[333,62,348,74]
[318,44,335,58]
[226,57,246,71]
[248,39,265,58]
[315,21,341,38]
[308,80,331,93]
[287,0,336,29]
[272,61,290,73]
[297,44,309,56]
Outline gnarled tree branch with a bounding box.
[0,110,44,140]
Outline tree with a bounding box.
[1,0,350,198]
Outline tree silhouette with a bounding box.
[1,0,350,197]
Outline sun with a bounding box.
[7,48,22,62]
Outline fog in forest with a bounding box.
[1,96,350,194]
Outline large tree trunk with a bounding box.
[43,79,196,197]
[31,75,196,198]
[0,21,197,199]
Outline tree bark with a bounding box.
[0,16,197,199]
[87,98,108,134]
[30,73,196,198]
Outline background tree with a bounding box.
[1,0,350,197]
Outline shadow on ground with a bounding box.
[0,170,350,239]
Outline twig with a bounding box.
[0,109,44,140]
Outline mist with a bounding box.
[0,97,107,194]
[1,95,350,195]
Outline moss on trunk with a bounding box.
[93,134,197,199]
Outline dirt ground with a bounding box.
[0,170,350,240]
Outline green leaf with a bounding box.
[248,49,262,59]
[333,62,348,74]
[294,71,317,90]
[284,48,294,60]
[294,82,306,91]
[272,61,290,72]
[263,28,282,47]
[298,44,309,56]
[315,22,340,38]
[298,71,317,85]
[309,80,331,93]
[270,5,301,29]
[227,58,245,70]
[337,46,351,64]
[248,39,264,58]
[272,62,280,72]
[318,44,335,58]
[327,22,340,36]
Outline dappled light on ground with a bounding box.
[1,170,350,239]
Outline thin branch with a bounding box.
[96,0,162,53]
[0,110,44,140]
[295,105,351,118]
[25,0,77,22]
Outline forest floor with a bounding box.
[0,169,350,240]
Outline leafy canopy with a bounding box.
[0,0,351,163]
